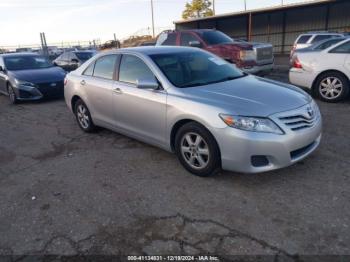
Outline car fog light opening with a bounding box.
[251,156,270,167]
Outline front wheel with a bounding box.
[74,99,96,132]
[314,72,349,103]
[7,84,17,104]
[175,122,221,177]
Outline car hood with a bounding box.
[178,75,311,117]
[213,42,253,50]
[9,67,66,83]
[213,42,272,50]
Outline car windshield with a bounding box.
[75,52,94,61]
[312,38,345,50]
[201,31,234,45]
[150,50,245,88]
[4,56,52,70]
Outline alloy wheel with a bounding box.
[180,132,210,170]
[319,77,343,100]
[77,104,90,129]
[8,87,16,103]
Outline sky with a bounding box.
[0,0,309,47]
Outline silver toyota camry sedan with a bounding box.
[64,46,322,177]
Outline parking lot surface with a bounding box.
[0,72,349,260]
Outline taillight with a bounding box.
[293,57,303,69]
[64,78,68,86]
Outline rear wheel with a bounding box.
[314,72,349,103]
[74,99,96,132]
[7,84,17,104]
[175,122,221,177]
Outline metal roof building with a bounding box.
[174,0,350,54]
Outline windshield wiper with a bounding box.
[206,74,248,85]
[180,73,248,88]
[180,82,207,88]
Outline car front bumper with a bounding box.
[15,82,64,101]
[211,105,322,173]
[241,63,274,75]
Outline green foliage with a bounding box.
[182,0,214,20]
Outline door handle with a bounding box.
[113,87,123,94]
[80,80,86,86]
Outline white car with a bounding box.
[290,32,343,58]
[289,38,350,103]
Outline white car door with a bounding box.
[329,40,350,75]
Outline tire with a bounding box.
[7,84,18,104]
[313,72,349,103]
[74,99,96,133]
[175,122,221,177]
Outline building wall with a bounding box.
[175,1,350,54]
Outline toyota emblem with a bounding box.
[307,107,314,118]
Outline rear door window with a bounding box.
[93,55,117,80]
[297,35,312,44]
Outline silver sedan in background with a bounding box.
[64,47,322,177]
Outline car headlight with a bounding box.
[239,50,256,61]
[219,114,284,135]
[14,79,37,88]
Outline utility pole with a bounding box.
[212,0,215,15]
[281,0,284,6]
[150,0,155,38]
[244,0,247,11]
[40,32,48,58]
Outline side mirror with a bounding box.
[136,77,159,90]
[189,41,202,48]
[71,59,79,63]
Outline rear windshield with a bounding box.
[157,33,177,46]
[313,38,344,50]
[311,35,340,44]
[4,56,52,70]
[201,31,233,45]
[75,52,94,61]
[297,35,312,44]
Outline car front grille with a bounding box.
[256,46,273,62]
[279,113,317,131]
[290,141,316,160]
[37,81,64,98]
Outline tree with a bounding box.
[182,0,214,20]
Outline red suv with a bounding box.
[156,29,274,75]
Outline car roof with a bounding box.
[102,46,199,56]
[162,29,215,34]
[0,52,41,58]
[73,50,95,53]
[300,33,343,36]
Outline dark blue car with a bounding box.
[0,53,66,104]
